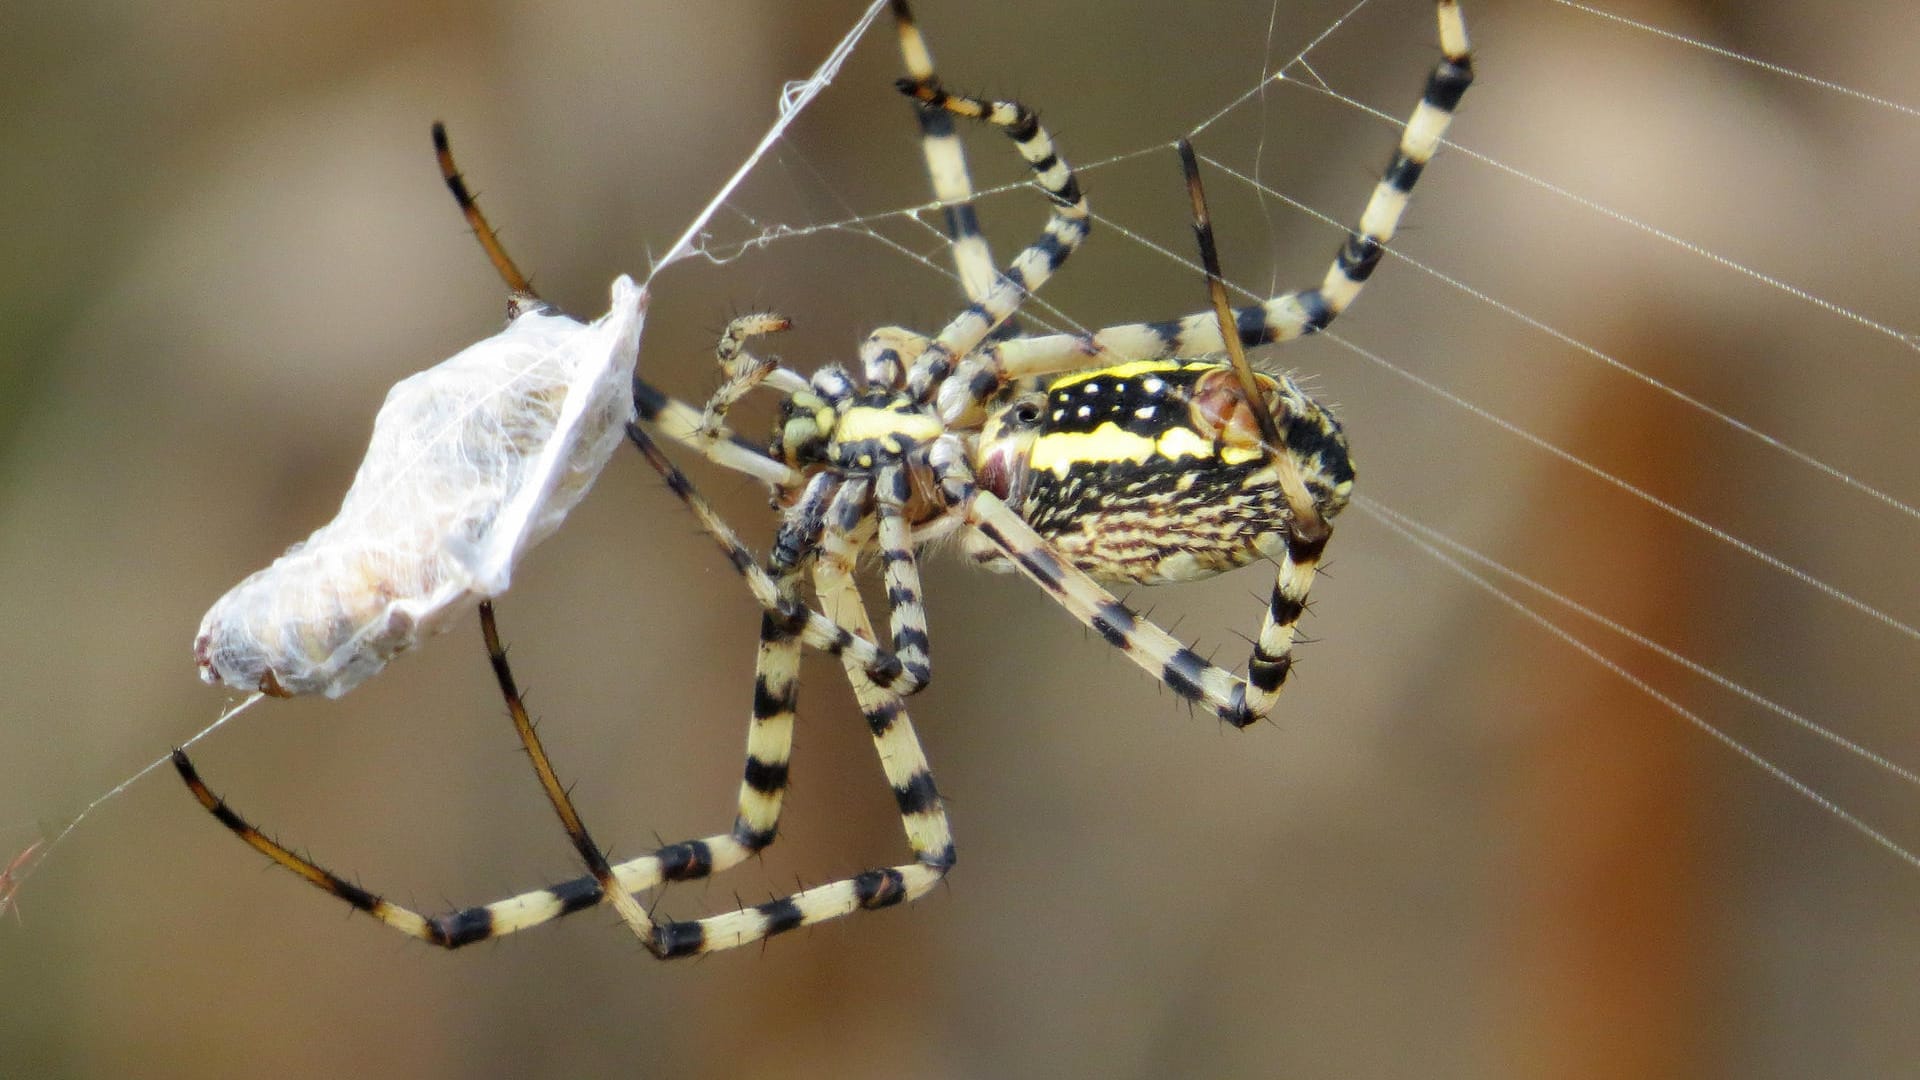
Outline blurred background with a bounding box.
[2,0,1917,1076]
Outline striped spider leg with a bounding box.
[891,0,999,304]
[610,436,956,956]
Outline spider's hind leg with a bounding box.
[1178,140,1333,715]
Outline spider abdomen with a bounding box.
[971,358,1352,584]
[1020,456,1293,583]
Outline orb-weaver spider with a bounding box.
[177,0,1471,958]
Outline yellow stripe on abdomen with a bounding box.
[1029,422,1260,477]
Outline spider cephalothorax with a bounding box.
[178,0,1470,958]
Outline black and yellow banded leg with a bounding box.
[1178,139,1332,719]
[176,757,780,949]
[938,0,1474,420]
[785,469,932,694]
[729,582,804,856]
[416,558,810,947]
[1244,542,1320,716]
[873,464,934,687]
[335,553,811,948]
[816,516,952,873]
[891,0,999,304]
[826,530,954,891]
[898,80,1092,403]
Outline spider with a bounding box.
[174,0,1472,958]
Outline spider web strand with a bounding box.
[1546,0,1920,120]
[1355,496,1920,873]
[1325,330,1920,646]
[1362,496,1920,791]
[1196,152,1920,527]
[1281,78,1920,352]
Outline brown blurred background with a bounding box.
[2,1,1918,1076]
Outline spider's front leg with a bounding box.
[894,77,1090,404]
[891,0,1000,303]
[935,0,1475,424]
